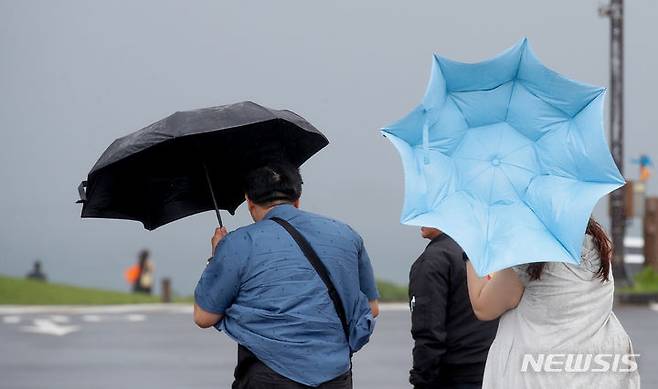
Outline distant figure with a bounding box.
[124,249,155,294]
[26,260,47,282]
[409,227,498,389]
[632,154,653,182]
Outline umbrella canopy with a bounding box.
[78,101,328,230]
[382,38,625,276]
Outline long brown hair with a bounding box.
[526,218,612,282]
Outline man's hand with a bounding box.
[369,299,380,318]
[211,226,228,255]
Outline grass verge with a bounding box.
[376,280,408,302]
[618,267,658,294]
[0,275,162,305]
[0,274,409,305]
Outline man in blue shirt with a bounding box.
[194,163,380,388]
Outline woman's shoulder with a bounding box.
[511,264,532,285]
[514,235,604,284]
[545,236,604,281]
[578,234,603,271]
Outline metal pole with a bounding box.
[644,197,658,272]
[600,0,630,285]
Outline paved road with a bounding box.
[0,304,655,388]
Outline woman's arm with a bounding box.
[465,260,525,321]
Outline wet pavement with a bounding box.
[0,304,655,388]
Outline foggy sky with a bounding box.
[1,0,657,294]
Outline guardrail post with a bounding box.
[161,278,172,303]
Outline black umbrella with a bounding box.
[77,101,328,230]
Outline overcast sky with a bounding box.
[1,0,657,293]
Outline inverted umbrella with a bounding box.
[382,38,625,276]
[78,101,328,230]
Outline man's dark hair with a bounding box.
[244,163,303,206]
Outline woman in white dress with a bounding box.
[466,218,640,388]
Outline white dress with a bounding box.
[482,236,641,388]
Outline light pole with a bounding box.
[600,0,630,285]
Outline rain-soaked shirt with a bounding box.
[194,204,379,387]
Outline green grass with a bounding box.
[0,274,409,305]
[618,267,658,294]
[0,275,162,305]
[376,279,408,302]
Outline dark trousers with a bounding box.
[232,345,352,389]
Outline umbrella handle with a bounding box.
[76,180,87,204]
[201,161,223,227]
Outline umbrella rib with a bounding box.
[565,122,584,179]
[569,90,604,118]
[486,169,497,205]
[499,161,537,175]
[452,156,488,162]
[498,167,526,202]
[450,82,511,94]
[475,133,492,153]
[499,142,533,160]
[458,163,492,189]
[503,52,525,121]
[482,169,497,265]
[516,80,573,118]
[498,168,576,260]
[516,79,603,120]
[530,120,570,146]
[494,123,506,156]
[503,81,518,121]
[448,94,472,128]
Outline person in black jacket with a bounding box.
[409,227,498,389]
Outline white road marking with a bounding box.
[125,314,146,322]
[2,316,21,324]
[82,315,102,322]
[21,319,79,336]
[49,315,70,323]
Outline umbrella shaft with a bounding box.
[201,161,223,227]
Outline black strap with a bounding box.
[270,217,351,349]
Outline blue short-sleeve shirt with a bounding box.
[194,204,379,387]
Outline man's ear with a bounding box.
[292,198,300,208]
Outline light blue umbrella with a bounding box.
[382,38,625,276]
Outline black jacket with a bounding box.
[409,234,498,388]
